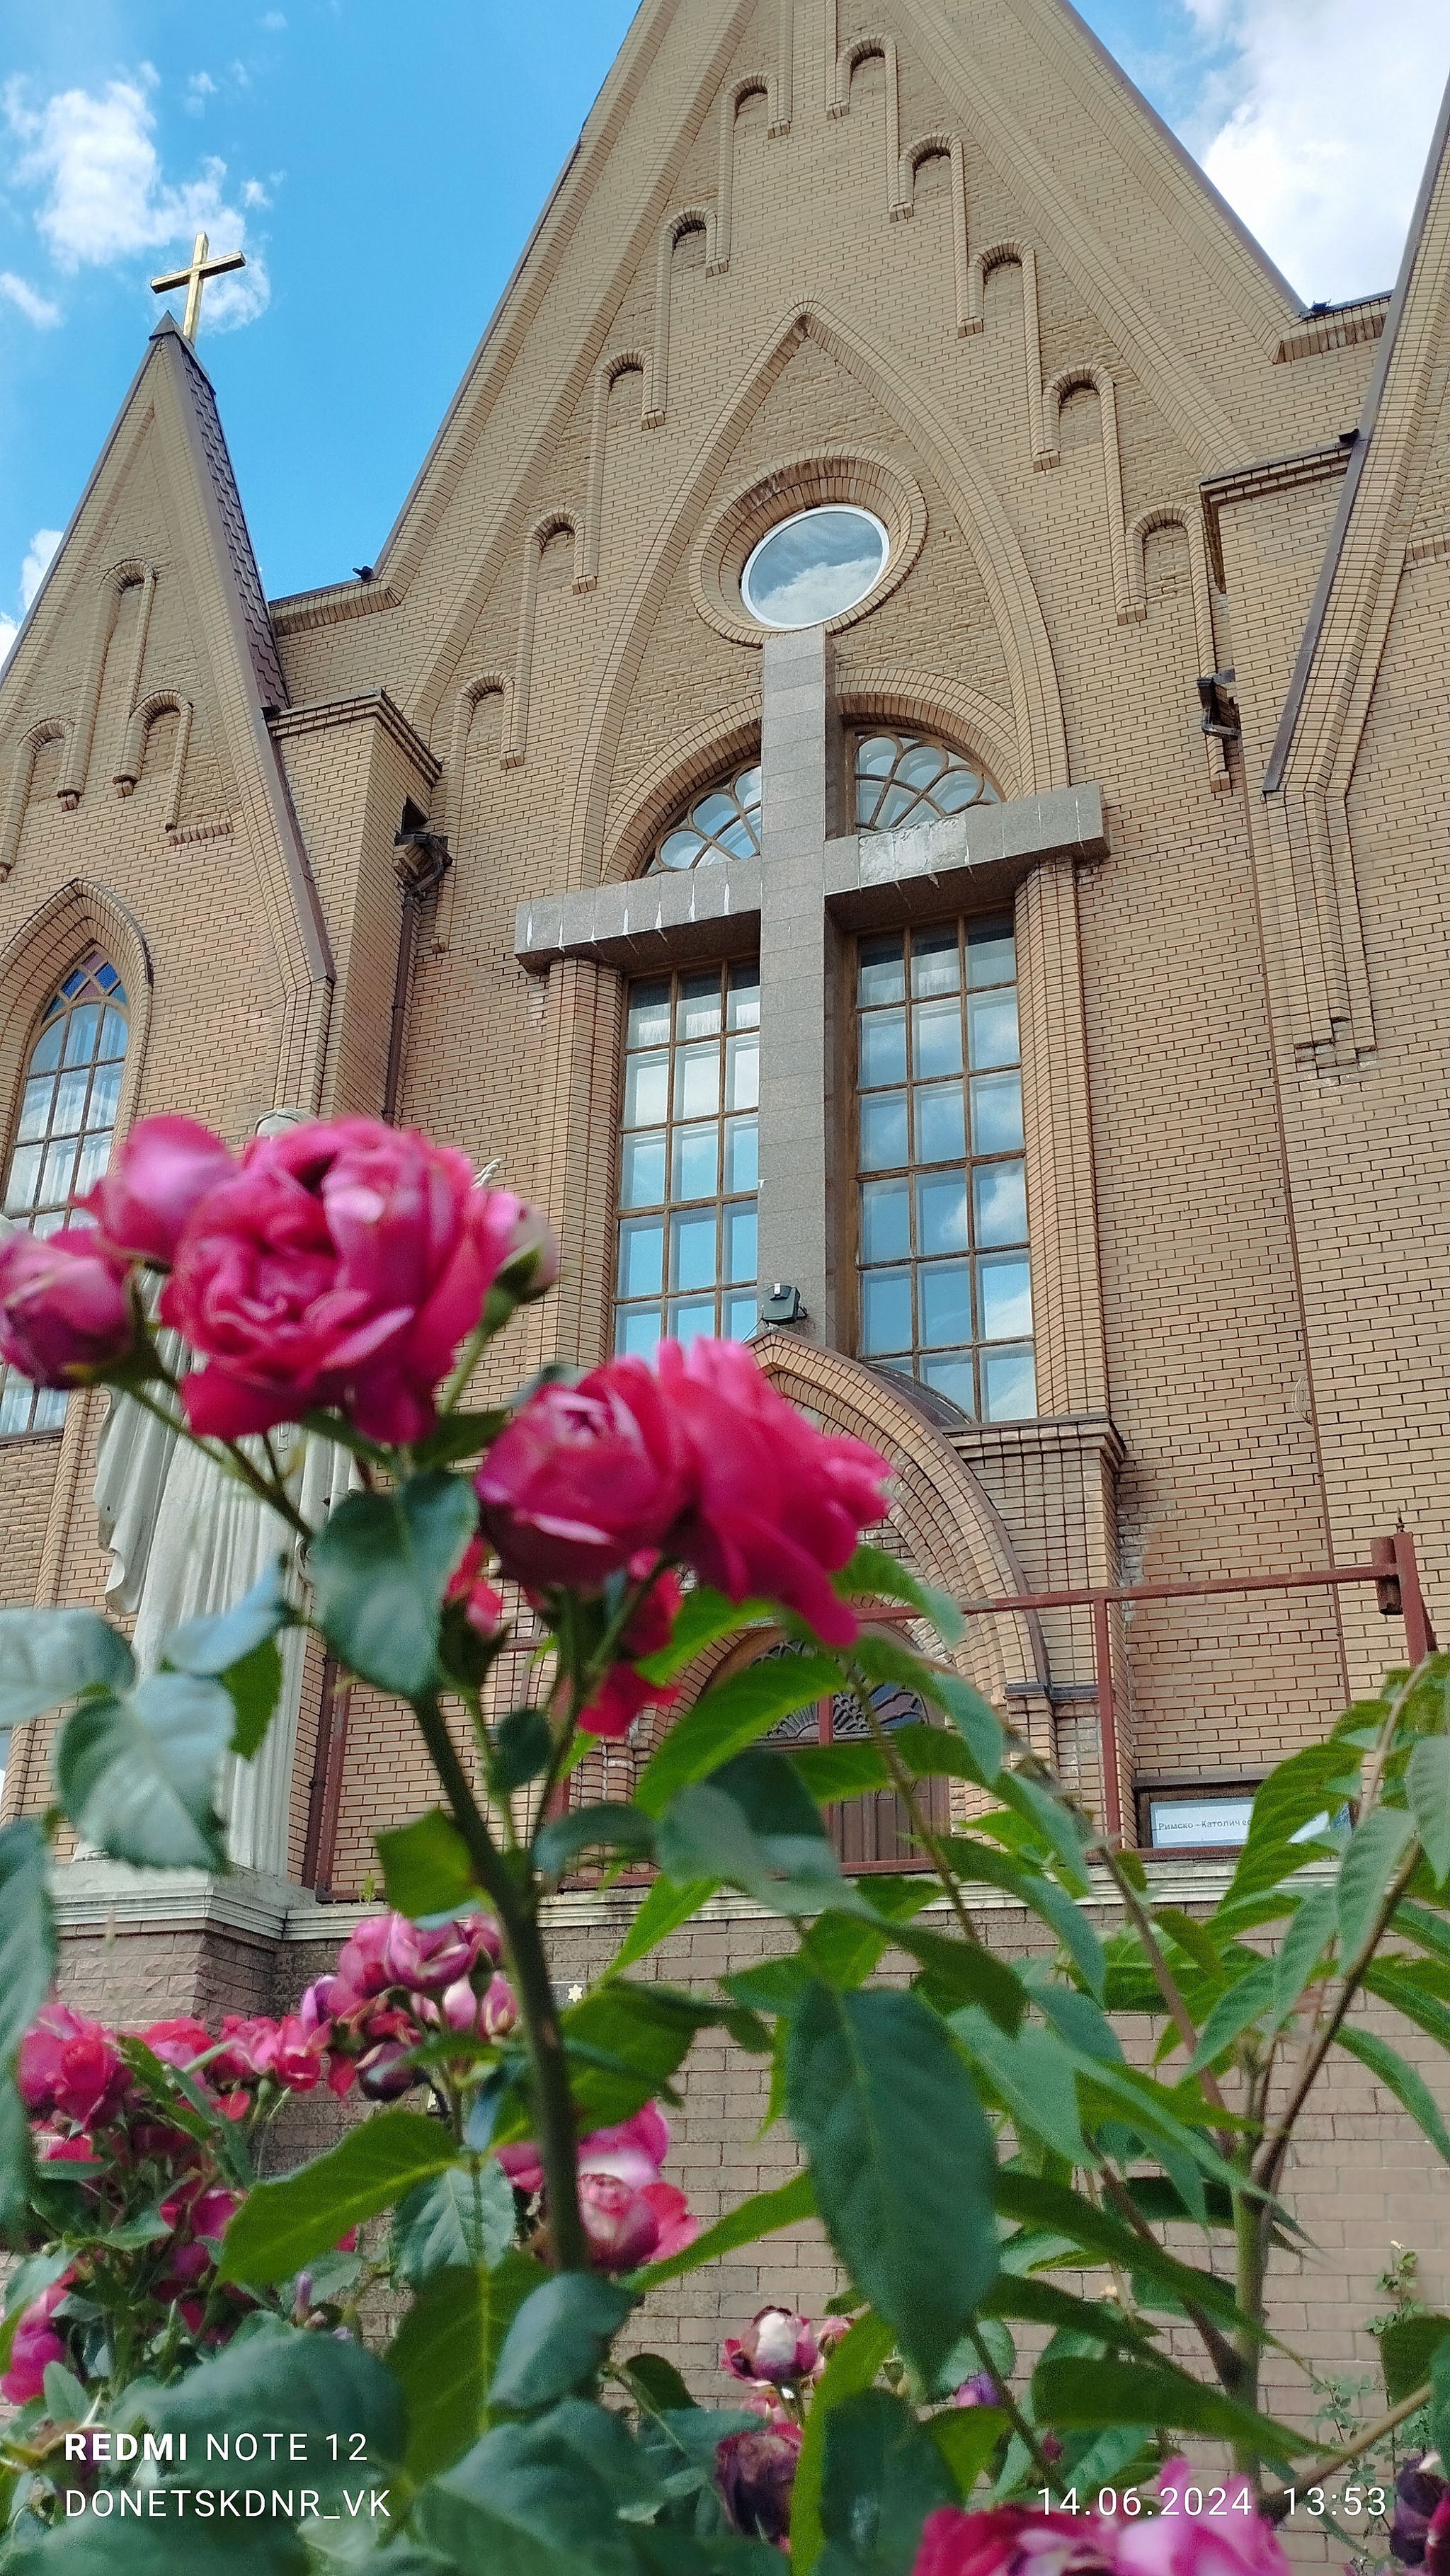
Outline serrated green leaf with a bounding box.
[413,2408,642,2576]
[378,1807,482,1919]
[944,1840,1107,1998]
[786,1981,997,2381]
[1336,2022,1450,2161]
[818,2388,956,2576]
[926,2404,1008,2498]
[606,1874,719,1978]
[53,1672,232,1868]
[833,1545,965,1648]
[488,2272,634,2411]
[636,1655,844,1814]
[1381,2312,1450,2405]
[851,1632,1000,1784]
[991,1773,1092,1891]
[562,1983,713,2125]
[535,1803,656,1882]
[656,1780,872,1920]
[792,2312,898,2576]
[217,2110,459,2282]
[1339,1809,1416,1963]
[890,1921,1025,2033]
[1229,1740,1362,1901]
[152,2314,404,2467]
[393,2156,517,2284]
[389,2250,540,2478]
[309,1470,476,1698]
[949,2007,1088,2163]
[632,2172,816,2289]
[634,1586,774,1686]
[1272,1884,1337,2020]
[1408,1738,1450,1888]
[993,2173,1245,2324]
[0,1607,133,1727]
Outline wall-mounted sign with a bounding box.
[1147,1796,1255,1850]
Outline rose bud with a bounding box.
[0,1232,134,1388]
[356,2039,419,2100]
[723,2306,820,2387]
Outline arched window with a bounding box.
[645,762,762,871]
[853,730,998,830]
[753,1632,949,1869]
[0,951,129,1436]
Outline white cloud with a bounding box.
[0,270,59,325]
[0,528,62,668]
[2,73,270,330]
[1186,0,1449,304]
[184,72,218,116]
[261,11,287,28]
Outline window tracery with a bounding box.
[646,764,762,871]
[852,730,998,830]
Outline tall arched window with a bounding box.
[0,951,130,1435]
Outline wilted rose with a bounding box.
[714,2422,802,2546]
[1,2277,73,2405]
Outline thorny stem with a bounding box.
[409,1689,588,2273]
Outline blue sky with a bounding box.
[1,0,1446,658]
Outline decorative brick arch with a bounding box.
[0,718,71,881]
[0,877,154,1162]
[603,695,762,883]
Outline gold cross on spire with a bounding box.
[149,231,246,343]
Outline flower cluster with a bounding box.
[300,1906,510,2102]
[498,2101,697,2272]
[721,2304,846,2412]
[913,2466,1291,2576]
[0,1111,557,1443]
[712,2304,846,2546]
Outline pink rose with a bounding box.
[212,2015,279,2085]
[579,1565,683,1739]
[36,2130,95,2165]
[140,2015,213,2071]
[576,2172,695,2271]
[1,2277,73,2405]
[476,1358,693,1590]
[637,2179,697,2260]
[1114,2463,1289,2576]
[256,2014,331,2093]
[161,1115,556,1443]
[715,2422,802,2546]
[18,2003,127,2126]
[721,2306,819,2386]
[81,1114,236,1266]
[0,1232,133,1388]
[658,1338,891,1648]
[498,2102,670,2199]
[914,2509,1116,2576]
[440,1972,517,2038]
[445,1538,506,1639]
[356,2039,420,2100]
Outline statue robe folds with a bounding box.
[94,1368,354,1880]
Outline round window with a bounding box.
[741,504,889,629]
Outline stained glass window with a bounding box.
[855,916,1034,1422]
[615,961,759,1360]
[0,952,129,1436]
[854,731,998,831]
[646,764,762,873]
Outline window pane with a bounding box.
[860,1010,906,1088]
[920,1353,975,1415]
[0,1379,33,1433]
[98,1009,127,1062]
[670,1208,717,1292]
[624,1051,668,1127]
[915,1082,966,1164]
[672,1123,717,1200]
[72,1133,110,1197]
[860,1178,910,1264]
[39,1138,76,1210]
[916,1172,969,1256]
[913,998,963,1080]
[616,1306,661,1359]
[858,936,905,1007]
[725,1034,759,1113]
[3,1145,42,1213]
[972,1160,1027,1247]
[920,1261,971,1346]
[620,1132,666,1207]
[859,1092,908,1170]
[16,1079,51,1145]
[966,990,1019,1069]
[627,981,671,1048]
[910,926,959,997]
[87,1061,123,1128]
[62,1005,100,1068]
[674,1043,719,1119]
[978,1254,1032,1340]
[723,1292,757,1341]
[970,1071,1023,1155]
[668,1297,716,1346]
[678,973,722,1041]
[860,1268,912,1354]
[727,963,760,1030]
[724,1116,758,1193]
[724,1202,756,1284]
[618,1219,663,1300]
[981,1345,1037,1420]
[966,922,1015,987]
[51,1068,89,1137]
[28,1022,63,1075]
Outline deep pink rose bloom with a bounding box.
[1114,2463,1289,2576]
[476,1357,693,1590]
[440,1971,517,2038]
[636,2180,696,2260]
[356,2039,420,2100]
[445,1538,506,1638]
[81,1114,236,1266]
[576,2172,695,2270]
[658,1338,891,1648]
[140,2015,213,2071]
[0,1231,132,1388]
[18,2003,127,2126]
[715,2422,802,2547]
[256,2014,331,2092]
[212,2015,279,2085]
[722,2306,820,2386]
[579,1566,683,1739]
[1,2277,73,2405]
[36,2130,95,2165]
[161,1115,556,1443]
[913,2509,1116,2576]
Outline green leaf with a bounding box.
[1272,1884,1337,2020]
[412,2410,642,2576]
[851,1632,1001,1784]
[411,1407,510,1468]
[535,1804,656,1882]
[217,1635,285,1760]
[217,2109,460,2282]
[309,1470,477,1698]
[393,2156,517,2284]
[0,1818,55,2068]
[833,1545,965,1647]
[53,1672,233,1868]
[792,2311,897,2576]
[981,2274,1154,2349]
[993,2174,1245,2325]
[888,1922,1024,2034]
[389,2251,540,2479]
[943,1841,1107,1998]
[563,1983,713,2125]
[162,1559,290,1676]
[817,2388,956,2576]
[0,2076,36,2236]
[633,1586,774,1687]
[1031,2357,1313,2463]
[1338,1809,1416,1963]
[948,2008,1089,2164]
[378,1807,482,1919]
[488,2272,635,2412]
[0,1606,132,1726]
[1408,1739,1450,1887]
[656,1781,872,1920]
[990,1773,1092,1891]
[1381,2311,1450,2405]
[1336,2023,1450,2160]
[1188,1959,1277,2071]
[1229,1740,1361,1901]
[42,2359,87,2422]
[493,1706,553,1790]
[150,2313,405,2463]
[926,2405,1008,2498]
[791,1741,891,1801]
[1364,1962,1450,2054]
[636,1655,844,1814]
[632,2173,816,2289]
[607,1876,719,1979]
[785,1981,998,2381]
[1432,2335,1450,2472]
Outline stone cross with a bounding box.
[515,628,1107,1342]
[150,231,247,343]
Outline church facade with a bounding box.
[2,0,1450,2391]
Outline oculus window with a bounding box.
[741,505,888,628]
[1,951,129,1436]
[615,962,759,1361]
[855,916,1035,1422]
[646,762,760,873]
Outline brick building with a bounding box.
[1,0,1449,2391]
